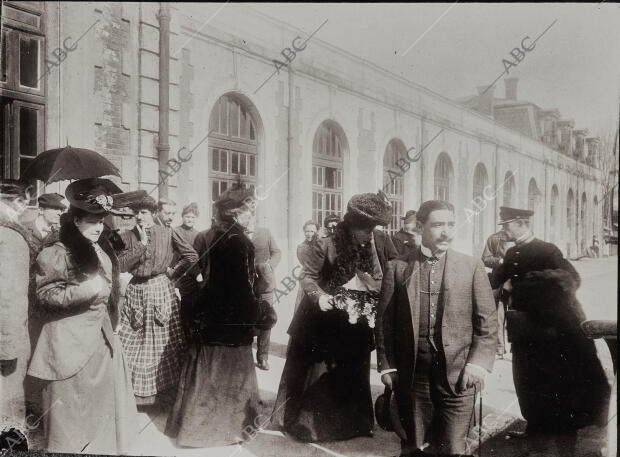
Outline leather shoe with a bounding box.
[256,359,270,371]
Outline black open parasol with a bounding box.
[21,146,121,183]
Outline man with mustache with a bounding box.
[375,199,497,456]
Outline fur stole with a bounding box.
[58,216,121,320]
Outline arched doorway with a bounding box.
[567,189,575,256]
[550,185,559,244]
[503,171,516,207]
[208,93,260,206]
[434,153,453,202]
[383,138,406,236]
[472,163,488,255]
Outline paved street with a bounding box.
[28,257,617,456]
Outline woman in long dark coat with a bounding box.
[165,187,265,447]
[271,192,398,442]
[28,178,138,454]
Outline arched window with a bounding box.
[581,192,587,253]
[527,178,540,212]
[434,153,453,202]
[208,94,259,203]
[503,171,516,207]
[550,185,559,243]
[312,120,345,227]
[384,139,406,236]
[567,189,575,256]
[472,163,488,254]
[593,195,598,237]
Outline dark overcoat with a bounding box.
[193,221,260,346]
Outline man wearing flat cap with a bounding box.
[482,216,515,358]
[392,210,421,257]
[21,193,68,250]
[490,206,608,438]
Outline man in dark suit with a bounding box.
[392,210,422,257]
[247,216,281,371]
[376,200,497,456]
[482,228,514,357]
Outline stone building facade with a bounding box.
[1,2,606,274]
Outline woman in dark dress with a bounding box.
[272,191,398,442]
[166,187,269,447]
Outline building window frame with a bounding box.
[312,120,345,227]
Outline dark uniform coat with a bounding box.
[492,237,610,432]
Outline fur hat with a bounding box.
[345,190,392,227]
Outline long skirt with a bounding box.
[42,333,138,454]
[165,344,260,447]
[271,336,373,442]
[512,333,610,433]
[118,274,186,404]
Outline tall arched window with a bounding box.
[503,171,516,207]
[581,192,587,253]
[472,163,488,254]
[208,94,259,203]
[550,185,559,243]
[567,189,575,256]
[527,178,540,211]
[384,139,406,236]
[312,120,346,227]
[434,153,453,202]
[593,195,598,237]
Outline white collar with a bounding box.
[420,244,446,259]
[35,216,51,235]
[515,231,534,245]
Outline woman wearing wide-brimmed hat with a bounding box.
[165,187,273,447]
[271,191,398,442]
[27,178,138,454]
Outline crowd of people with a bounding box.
[0,176,612,456]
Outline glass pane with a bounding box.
[1,32,7,83]
[325,167,336,189]
[20,36,39,88]
[221,181,228,192]
[20,107,38,157]
[212,181,219,200]
[240,153,246,175]
[212,148,219,171]
[220,150,227,172]
[250,155,255,176]
[231,152,238,174]
[240,108,248,138]
[219,100,227,135]
[250,121,255,140]
[231,102,240,137]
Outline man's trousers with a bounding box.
[396,339,476,456]
[256,292,273,362]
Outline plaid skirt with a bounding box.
[118,274,186,400]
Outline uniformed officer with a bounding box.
[490,206,598,438]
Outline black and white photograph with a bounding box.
[0,2,618,457]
